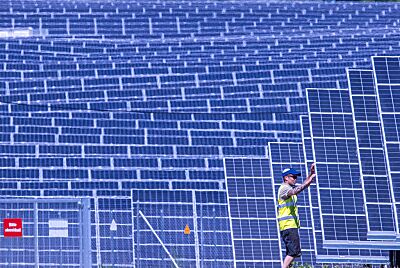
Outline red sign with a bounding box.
[3,218,22,237]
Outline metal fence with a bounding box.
[0,194,233,268]
[0,198,91,267]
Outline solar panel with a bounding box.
[373,56,400,238]
[224,158,281,267]
[306,87,400,250]
[347,69,398,240]
[300,115,390,264]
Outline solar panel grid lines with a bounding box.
[224,158,282,267]
[0,63,349,100]
[306,87,383,249]
[372,56,400,239]
[306,86,400,251]
[1,32,398,55]
[0,117,298,150]
[1,4,400,38]
[299,115,391,263]
[347,68,398,240]
[267,142,316,265]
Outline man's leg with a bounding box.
[282,255,295,268]
[281,228,301,268]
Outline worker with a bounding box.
[277,163,316,268]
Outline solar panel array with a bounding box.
[299,56,400,263]
[0,0,400,266]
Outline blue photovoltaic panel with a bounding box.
[348,69,398,239]
[268,142,316,265]
[373,56,400,237]
[224,158,281,267]
[307,87,400,249]
[300,115,389,263]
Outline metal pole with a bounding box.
[34,202,39,268]
[58,212,62,267]
[80,198,92,268]
[138,211,180,268]
[160,209,164,262]
[111,230,115,268]
[200,203,204,268]
[192,191,200,268]
[136,205,140,268]
[131,200,136,268]
[213,208,216,263]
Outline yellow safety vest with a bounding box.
[277,184,300,231]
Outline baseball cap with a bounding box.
[282,168,301,177]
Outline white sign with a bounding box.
[49,220,68,228]
[110,219,117,231]
[49,219,68,238]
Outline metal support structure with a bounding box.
[136,204,140,268]
[34,202,39,268]
[192,191,201,268]
[94,196,102,267]
[138,210,180,268]
[79,198,92,268]
[199,203,204,268]
[131,202,136,268]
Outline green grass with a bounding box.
[292,263,380,268]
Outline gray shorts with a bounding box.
[281,228,302,258]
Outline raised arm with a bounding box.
[281,163,316,200]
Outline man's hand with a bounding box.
[309,163,316,181]
[282,163,317,199]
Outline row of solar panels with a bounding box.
[2,33,399,50]
[1,35,398,57]
[1,1,396,10]
[0,30,397,111]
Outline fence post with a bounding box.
[192,191,201,268]
[80,198,92,268]
[34,201,39,268]
[200,203,204,268]
[136,202,140,268]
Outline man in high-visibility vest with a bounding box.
[277,163,316,268]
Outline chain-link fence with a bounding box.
[0,193,233,268]
[132,189,234,268]
[0,198,91,267]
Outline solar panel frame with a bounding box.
[347,68,398,240]
[372,56,400,239]
[224,158,282,267]
[300,115,390,263]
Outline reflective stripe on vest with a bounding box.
[277,201,295,209]
[277,215,298,222]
